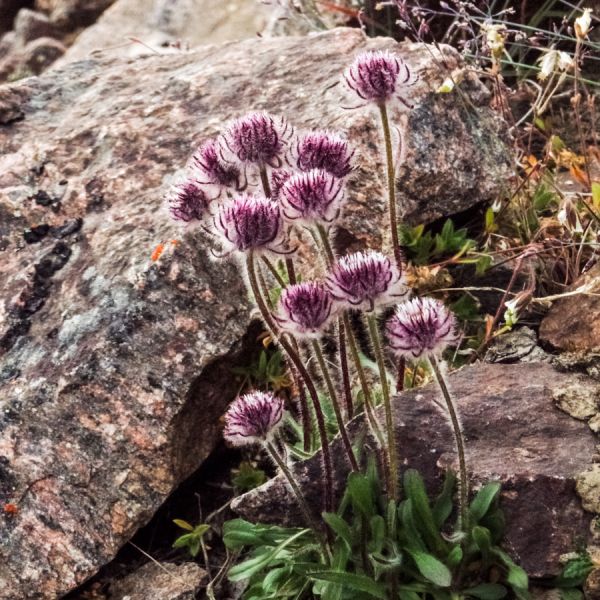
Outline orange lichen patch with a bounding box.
[152,239,179,262]
[3,503,18,515]
[151,242,165,262]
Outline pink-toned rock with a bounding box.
[0,28,510,599]
[540,263,600,353]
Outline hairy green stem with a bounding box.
[342,314,385,448]
[246,252,334,512]
[429,356,469,531]
[265,441,331,561]
[366,313,399,501]
[378,102,402,268]
[338,320,354,420]
[312,340,359,472]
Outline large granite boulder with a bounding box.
[233,362,600,579]
[0,27,510,598]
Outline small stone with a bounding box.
[585,568,600,600]
[540,263,600,353]
[553,383,600,421]
[22,37,65,74]
[577,465,600,514]
[108,561,206,600]
[32,190,54,207]
[23,224,50,243]
[589,414,600,433]
[14,9,59,45]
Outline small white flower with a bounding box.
[482,23,507,58]
[537,49,573,81]
[575,8,593,39]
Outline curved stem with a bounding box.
[312,340,359,472]
[259,166,272,198]
[261,256,286,287]
[246,252,334,512]
[378,102,402,268]
[428,356,469,531]
[316,224,335,266]
[366,313,399,501]
[265,441,331,561]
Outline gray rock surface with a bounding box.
[233,362,599,578]
[0,27,510,598]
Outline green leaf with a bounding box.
[193,523,211,537]
[398,499,426,551]
[403,469,446,554]
[189,536,201,557]
[409,551,452,587]
[472,526,492,556]
[493,548,528,592]
[228,529,309,582]
[322,513,353,549]
[369,515,385,553]
[475,254,493,275]
[173,519,194,531]
[308,571,387,599]
[432,471,456,527]
[447,545,463,568]
[466,584,508,600]
[172,533,192,548]
[347,472,375,517]
[469,482,501,523]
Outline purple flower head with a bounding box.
[191,138,242,191]
[293,130,355,178]
[221,111,292,168]
[276,281,334,339]
[387,297,458,359]
[326,250,407,311]
[223,391,285,447]
[279,169,344,226]
[166,180,209,226]
[344,50,416,107]
[213,193,289,256]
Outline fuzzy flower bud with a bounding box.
[213,193,288,256]
[221,111,292,168]
[191,138,242,190]
[166,180,209,225]
[326,250,407,311]
[344,50,416,107]
[292,130,354,178]
[276,281,334,338]
[386,297,458,359]
[575,8,593,39]
[279,169,345,226]
[223,391,285,447]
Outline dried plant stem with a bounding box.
[246,252,334,512]
[366,313,399,501]
[378,102,402,268]
[428,356,468,530]
[264,441,331,560]
[312,340,359,472]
